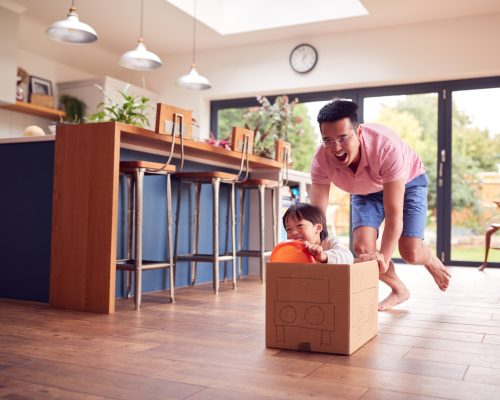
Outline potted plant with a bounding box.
[59,95,87,123]
[87,84,151,128]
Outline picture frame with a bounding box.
[29,76,53,97]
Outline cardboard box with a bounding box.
[266,260,378,355]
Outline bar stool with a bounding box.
[236,140,291,282]
[116,127,179,310]
[174,127,252,294]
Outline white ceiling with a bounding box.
[10,0,500,71]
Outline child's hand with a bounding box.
[304,241,327,263]
[359,251,388,273]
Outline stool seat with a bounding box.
[236,178,279,188]
[175,171,238,182]
[120,161,176,174]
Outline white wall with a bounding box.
[145,12,500,139]
[0,6,19,104]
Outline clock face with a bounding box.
[290,44,318,73]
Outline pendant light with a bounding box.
[176,0,211,90]
[119,0,162,70]
[45,0,97,44]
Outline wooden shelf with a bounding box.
[0,101,65,119]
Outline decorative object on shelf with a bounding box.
[23,125,46,137]
[87,84,151,128]
[119,0,162,70]
[176,0,211,90]
[243,95,300,160]
[45,0,97,44]
[29,76,54,108]
[205,131,231,150]
[59,95,86,123]
[289,43,318,73]
[16,68,29,102]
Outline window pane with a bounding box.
[451,88,500,263]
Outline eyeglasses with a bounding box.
[321,133,353,148]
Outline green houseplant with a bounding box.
[87,84,151,128]
[59,95,87,123]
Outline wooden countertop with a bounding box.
[114,122,282,170]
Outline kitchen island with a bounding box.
[0,122,285,313]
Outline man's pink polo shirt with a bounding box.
[311,123,425,195]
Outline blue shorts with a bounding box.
[351,174,428,239]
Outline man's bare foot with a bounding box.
[378,287,410,311]
[425,255,451,291]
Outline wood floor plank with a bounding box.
[0,359,202,400]
[406,347,500,369]
[308,363,500,400]
[464,365,500,386]
[360,388,443,400]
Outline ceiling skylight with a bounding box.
[166,0,368,35]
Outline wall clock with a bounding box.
[289,43,318,73]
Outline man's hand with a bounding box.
[304,241,327,263]
[359,251,388,273]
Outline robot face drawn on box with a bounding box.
[273,276,376,349]
[274,277,335,346]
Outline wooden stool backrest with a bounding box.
[275,139,291,186]
[155,103,193,172]
[231,127,254,182]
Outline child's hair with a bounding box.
[282,202,328,241]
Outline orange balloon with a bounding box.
[270,240,317,263]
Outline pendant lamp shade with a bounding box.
[176,64,211,90]
[45,2,97,44]
[119,0,162,71]
[119,39,162,70]
[175,0,211,90]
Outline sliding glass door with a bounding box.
[363,93,439,259]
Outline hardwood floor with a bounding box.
[2,264,500,399]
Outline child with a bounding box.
[283,202,354,264]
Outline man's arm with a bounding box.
[380,178,406,270]
[309,183,330,213]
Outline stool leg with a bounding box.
[173,180,182,285]
[191,182,201,286]
[212,178,221,294]
[230,182,237,289]
[125,174,134,299]
[238,188,246,278]
[223,187,230,283]
[479,225,500,271]
[271,186,278,247]
[166,174,175,302]
[134,169,144,310]
[258,184,265,284]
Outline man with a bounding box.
[310,100,451,310]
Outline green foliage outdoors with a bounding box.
[374,94,500,232]
[87,84,151,128]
